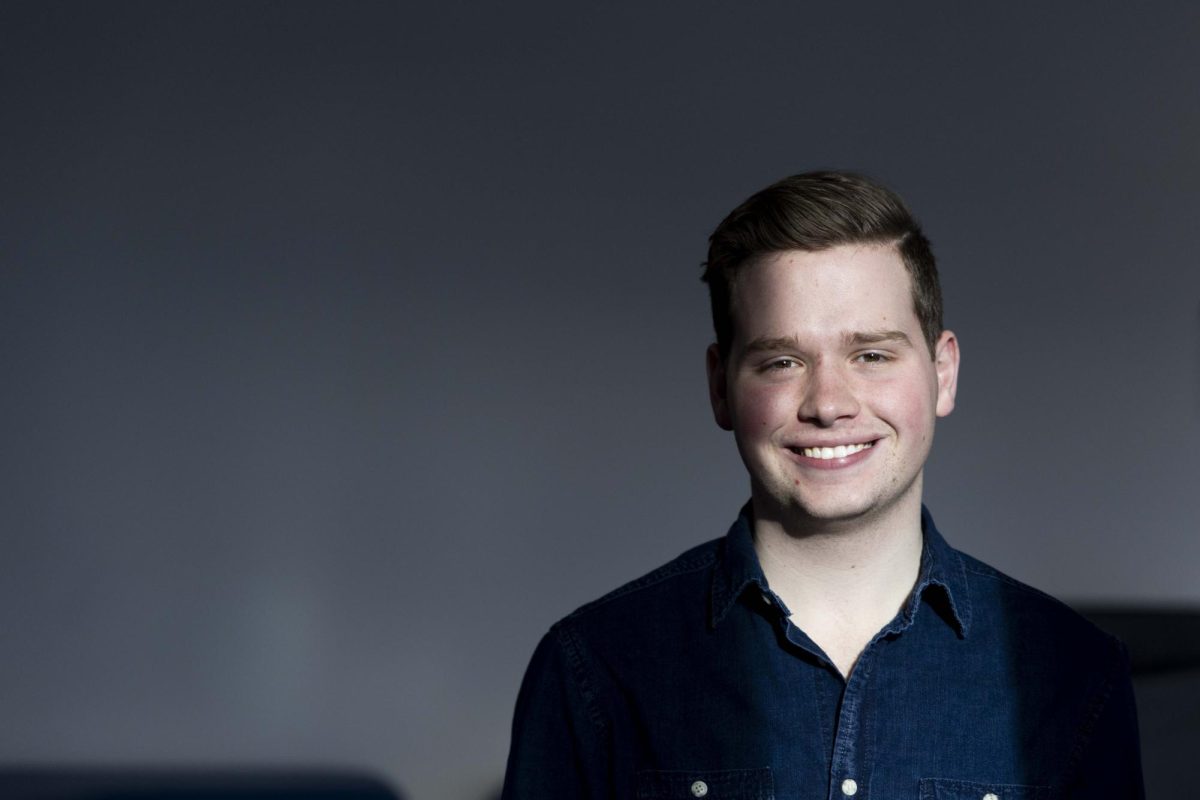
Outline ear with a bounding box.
[706,343,734,431]
[933,330,960,417]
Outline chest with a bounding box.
[603,610,1091,800]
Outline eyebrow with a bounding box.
[740,330,913,355]
[843,329,913,348]
[741,336,804,355]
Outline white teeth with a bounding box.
[801,442,872,459]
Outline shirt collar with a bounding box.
[908,504,972,638]
[709,502,768,627]
[709,503,972,638]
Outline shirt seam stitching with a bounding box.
[564,549,718,621]
[959,560,1075,607]
[1064,633,1126,779]
[554,620,610,737]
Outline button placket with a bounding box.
[826,637,884,800]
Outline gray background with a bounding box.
[2,3,1198,799]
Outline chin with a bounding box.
[791,501,877,526]
[753,487,875,526]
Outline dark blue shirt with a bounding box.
[502,506,1143,799]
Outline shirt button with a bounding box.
[690,780,708,797]
[841,778,858,796]
[982,794,999,800]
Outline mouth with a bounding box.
[788,441,875,460]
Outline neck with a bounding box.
[750,494,925,677]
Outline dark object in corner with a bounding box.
[0,768,402,800]
[1075,605,1200,800]
[1076,606,1200,675]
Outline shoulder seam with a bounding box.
[564,544,719,620]
[960,558,1083,612]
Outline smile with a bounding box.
[793,442,874,460]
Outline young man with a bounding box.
[502,172,1143,799]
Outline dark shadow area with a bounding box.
[1076,606,1200,799]
[1077,606,1200,675]
[0,768,402,800]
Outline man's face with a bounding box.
[706,244,959,529]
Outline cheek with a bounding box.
[734,384,793,431]
[875,383,937,439]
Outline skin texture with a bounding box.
[706,243,961,675]
[706,243,960,540]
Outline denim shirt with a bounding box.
[502,506,1144,799]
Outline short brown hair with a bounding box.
[702,171,943,358]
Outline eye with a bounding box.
[855,351,890,364]
[767,358,799,370]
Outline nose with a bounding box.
[797,361,860,426]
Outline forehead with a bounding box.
[729,244,918,340]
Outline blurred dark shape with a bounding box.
[1077,606,1200,800]
[0,768,402,800]
[1078,606,1200,675]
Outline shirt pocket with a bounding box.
[919,778,1056,800]
[636,768,774,800]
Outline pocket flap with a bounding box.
[920,778,1055,800]
[636,768,774,799]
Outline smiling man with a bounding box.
[502,172,1144,799]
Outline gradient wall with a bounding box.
[3,3,1197,799]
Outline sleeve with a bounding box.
[500,624,612,800]
[1066,639,1145,799]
